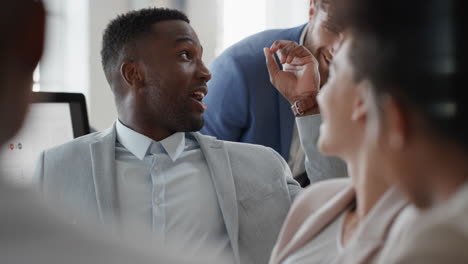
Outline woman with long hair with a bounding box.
[267,0,467,263]
[264,28,418,264]
[339,0,468,263]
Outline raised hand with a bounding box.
[264,40,320,115]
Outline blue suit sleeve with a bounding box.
[201,52,248,142]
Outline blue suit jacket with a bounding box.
[201,24,307,161]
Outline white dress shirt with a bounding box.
[287,25,308,178]
[115,120,233,260]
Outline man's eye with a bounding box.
[180,51,190,60]
[322,53,331,64]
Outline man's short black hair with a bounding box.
[100,7,189,82]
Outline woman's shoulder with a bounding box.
[284,178,353,234]
[294,178,352,213]
[270,178,353,262]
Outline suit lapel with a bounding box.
[278,96,295,160]
[89,124,120,229]
[194,133,240,264]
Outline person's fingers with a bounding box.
[264,47,280,84]
[285,45,303,64]
[289,52,319,67]
[279,42,297,64]
[282,42,299,64]
[271,40,299,63]
[271,40,315,66]
[270,40,294,52]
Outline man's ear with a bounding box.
[309,0,316,18]
[120,61,144,88]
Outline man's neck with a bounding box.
[302,24,315,54]
[118,118,175,142]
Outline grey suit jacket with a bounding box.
[35,123,301,264]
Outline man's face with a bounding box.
[134,20,211,133]
[307,9,344,87]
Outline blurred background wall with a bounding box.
[37,0,309,131]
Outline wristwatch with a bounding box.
[291,98,316,116]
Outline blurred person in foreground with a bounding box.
[0,1,223,263]
[32,7,334,264]
[337,0,468,263]
[264,38,418,264]
[202,0,347,186]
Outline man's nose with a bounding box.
[197,60,212,82]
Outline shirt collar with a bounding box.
[116,120,152,160]
[157,132,185,162]
[299,24,308,46]
[116,120,186,161]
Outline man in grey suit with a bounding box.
[35,7,344,264]
[0,1,224,264]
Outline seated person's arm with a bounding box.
[264,40,347,183]
[297,115,347,182]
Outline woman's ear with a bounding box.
[351,80,372,123]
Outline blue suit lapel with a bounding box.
[194,133,240,264]
[278,96,295,160]
[89,124,120,229]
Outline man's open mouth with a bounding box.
[191,91,205,101]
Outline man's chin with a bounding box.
[178,116,204,132]
[191,120,204,132]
